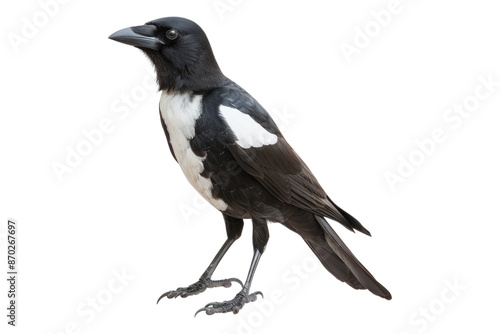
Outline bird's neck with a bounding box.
[146,55,227,93]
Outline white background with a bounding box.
[1,0,500,333]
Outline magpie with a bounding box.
[109,17,391,315]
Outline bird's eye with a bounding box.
[166,29,179,40]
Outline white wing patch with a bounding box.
[160,91,228,212]
[219,106,278,149]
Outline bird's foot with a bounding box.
[157,277,242,303]
[195,289,263,316]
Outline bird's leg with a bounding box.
[157,215,243,303]
[196,218,268,315]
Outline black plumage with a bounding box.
[109,17,391,315]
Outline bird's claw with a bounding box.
[195,290,263,316]
[157,277,243,303]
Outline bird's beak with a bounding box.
[109,25,163,50]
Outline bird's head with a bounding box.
[109,17,226,92]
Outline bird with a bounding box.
[109,17,391,315]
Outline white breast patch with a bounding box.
[219,106,278,149]
[160,91,228,212]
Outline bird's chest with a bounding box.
[159,91,228,211]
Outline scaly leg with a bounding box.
[195,218,268,315]
[157,215,244,303]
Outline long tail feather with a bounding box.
[314,214,391,299]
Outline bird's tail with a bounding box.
[303,215,391,300]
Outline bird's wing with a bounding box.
[210,84,369,235]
